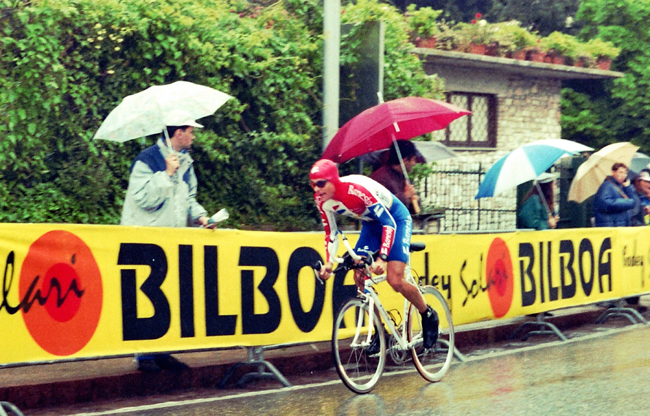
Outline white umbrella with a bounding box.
[568,142,639,203]
[359,140,456,167]
[93,81,233,142]
[412,141,457,162]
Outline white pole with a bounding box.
[322,0,340,152]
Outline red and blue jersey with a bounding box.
[314,175,397,263]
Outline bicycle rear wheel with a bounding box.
[407,285,455,382]
[332,297,386,394]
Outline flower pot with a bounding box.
[552,54,566,65]
[416,37,437,49]
[469,43,487,55]
[527,50,545,62]
[513,50,527,60]
[575,57,594,68]
[597,57,612,70]
[485,43,500,56]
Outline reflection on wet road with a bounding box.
[73,326,650,416]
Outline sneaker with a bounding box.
[137,354,189,372]
[154,354,189,371]
[421,306,439,349]
[366,326,386,355]
[136,355,161,373]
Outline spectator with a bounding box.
[121,109,216,372]
[370,140,425,214]
[593,162,638,227]
[630,169,650,226]
[518,173,559,230]
[121,109,214,228]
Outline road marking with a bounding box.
[69,380,343,415]
[69,324,644,416]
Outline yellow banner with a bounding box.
[0,224,341,365]
[0,224,648,365]
[413,227,650,326]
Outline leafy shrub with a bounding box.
[405,4,442,41]
[0,0,442,230]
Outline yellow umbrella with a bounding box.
[568,142,639,203]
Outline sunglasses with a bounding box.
[310,180,328,189]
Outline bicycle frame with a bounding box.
[357,268,423,353]
[334,233,423,353]
[327,230,457,393]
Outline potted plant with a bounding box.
[573,43,595,68]
[525,38,546,62]
[434,20,463,51]
[539,32,579,65]
[405,4,442,49]
[455,14,494,54]
[583,38,620,70]
[491,21,538,59]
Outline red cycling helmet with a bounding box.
[310,159,340,184]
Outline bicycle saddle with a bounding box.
[409,242,426,252]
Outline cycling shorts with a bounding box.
[354,195,412,264]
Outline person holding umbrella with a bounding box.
[95,81,232,371]
[370,140,424,214]
[593,162,638,227]
[121,109,215,228]
[517,173,559,230]
[309,159,439,350]
[121,109,215,372]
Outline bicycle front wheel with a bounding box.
[407,285,455,382]
[332,297,386,394]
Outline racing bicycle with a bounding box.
[313,231,455,394]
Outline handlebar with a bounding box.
[311,261,325,285]
[335,233,363,263]
[311,231,378,284]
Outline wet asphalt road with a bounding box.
[54,324,650,416]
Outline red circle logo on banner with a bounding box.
[20,231,103,356]
[486,237,514,318]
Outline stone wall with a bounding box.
[418,73,563,232]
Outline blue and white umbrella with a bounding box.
[476,139,593,199]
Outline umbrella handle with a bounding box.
[163,127,177,156]
[412,197,421,214]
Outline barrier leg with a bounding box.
[218,347,292,388]
[510,313,568,342]
[0,401,25,416]
[595,299,648,325]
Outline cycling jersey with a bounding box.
[315,175,406,263]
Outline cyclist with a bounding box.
[310,159,439,349]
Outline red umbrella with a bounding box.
[322,97,470,163]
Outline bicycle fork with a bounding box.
[351,294,376,348]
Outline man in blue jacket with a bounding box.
[593,162,639,227]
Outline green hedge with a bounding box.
[0,0,442,230]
